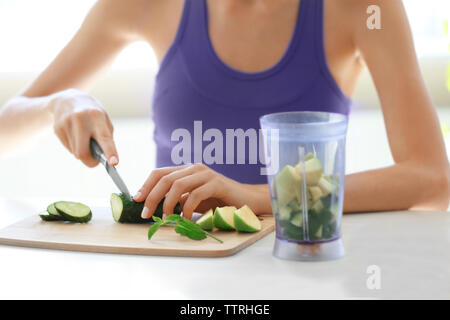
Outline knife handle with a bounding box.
[90,138,107,166]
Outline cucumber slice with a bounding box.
[234,205,261,233]
[39,214,63,222]
[54,201,92,223]
[46,203,63,220]
[110,193,181,224]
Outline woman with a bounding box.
[0,0,448,219]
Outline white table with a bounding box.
[0,197,448,300]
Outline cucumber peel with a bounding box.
[54,201,92,223]
[110,193,181,224]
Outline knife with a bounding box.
[90,138,132,201]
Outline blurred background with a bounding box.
[0,0,449,203]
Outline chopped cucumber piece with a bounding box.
[309,186,323,202]
[39,214,62,222]
[234,205,261,233]
[275,165,301,206]
[279,205,292,221]
[290,212,303,227]
[54,201,92,223]
[288,199,302,212]
[310,200,324,214]
[295,157,323,186]
[318,176,334,196]
[280,220,303,241]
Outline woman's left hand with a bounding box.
[133,163,271,220]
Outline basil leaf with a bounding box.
[152,216,163,223]
[164,214,182,223]
[148,221,163,240]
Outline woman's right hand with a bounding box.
[49,89,118,168]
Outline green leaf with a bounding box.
[148,221,163,240]
[152,216,163,223]
[164,214,182,223]
[175,224,207,240]
[147,215,223,243]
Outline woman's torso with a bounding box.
[140,0,363,184]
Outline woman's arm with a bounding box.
[343,0,450,212]
[0,0,148,164]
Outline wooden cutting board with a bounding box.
[0,207,275,257]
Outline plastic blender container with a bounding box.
[260,111,348,261]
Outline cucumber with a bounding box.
[39,214,63,222]
[47,203,63,220]
[110,193,181,223]
[54,201,92,223]
[280,220,303,241]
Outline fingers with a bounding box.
[72,120,98,168]
[93,113,118,166]
[52,97,117,168]
[181,181,219,219]
[134,164,191,202]
[163,170,211,215]
[140,165,201,219]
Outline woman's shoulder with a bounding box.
[91,0,183,42]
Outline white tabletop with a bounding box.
[0,197,448,300]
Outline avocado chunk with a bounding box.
[213,206,237,231]
[196,209,214,231]
[234,205,261,233]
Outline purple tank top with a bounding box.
[152,0,351,184]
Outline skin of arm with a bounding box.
[343,0,450,212]
[0,0,151,165]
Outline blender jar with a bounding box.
[260,111,348,261]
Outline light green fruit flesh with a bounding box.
[290,212,303,227]
[110,193,124,222]
[196,209,214,231]
[295,157,323,186]
[279,205,292,221]
[213,206,237,230]
[233,205,261,233]
[318,176,334,196]
[311,199,324,214]
[308,186,323,202]
[275,165,301,207]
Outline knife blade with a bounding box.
[90,138,132,201]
